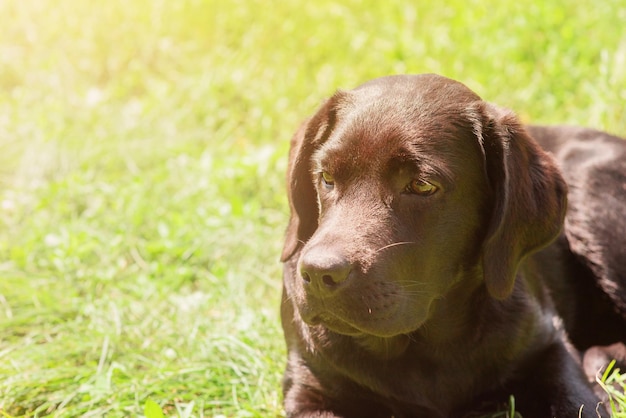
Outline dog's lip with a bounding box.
[300,297,437,338]
[307,312,365,336]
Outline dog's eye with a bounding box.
[321,172,335,188]
[406,179,438,196]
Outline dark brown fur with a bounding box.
[280,74,626,417]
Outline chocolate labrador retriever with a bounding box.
[280,74,626,418]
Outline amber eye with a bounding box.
[321,172,335,188]
[406,179,438,196]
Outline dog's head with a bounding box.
[282,74,566,338]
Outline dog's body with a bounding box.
[280,74,626,417]
[528,126,626,349]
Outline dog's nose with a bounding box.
[299,251,351,295]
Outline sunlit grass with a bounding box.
[0,0,625,416]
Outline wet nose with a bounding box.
[299,251,351,296]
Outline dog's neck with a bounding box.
[417,267,493,346]
[353,334,411,359]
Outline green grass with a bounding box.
[600,361,626,417]
[0,0,624,416]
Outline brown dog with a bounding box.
[280,74,626,417]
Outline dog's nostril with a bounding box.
[299,253,351,294]
[322,274,336,287]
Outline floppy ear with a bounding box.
[280,96,341,262]
[471,103,568,299]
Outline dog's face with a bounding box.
[282,74,566,340]
[286,78,492,338]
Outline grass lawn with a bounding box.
[0,0,625,416]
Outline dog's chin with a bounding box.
[304,312,415,358]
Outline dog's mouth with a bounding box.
[308,311,413,358]
[298,292,437,339]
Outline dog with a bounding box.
[280,74,626,418]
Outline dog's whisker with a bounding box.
[397,281,429,289]
[397,291,431,298]
[372,241,417,254]
[398,281,428,287]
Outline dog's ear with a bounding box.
[470,103,568,299]
[281,95,342,262]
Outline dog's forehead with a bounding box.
[317,80,480,175]
[352,74,482,108]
